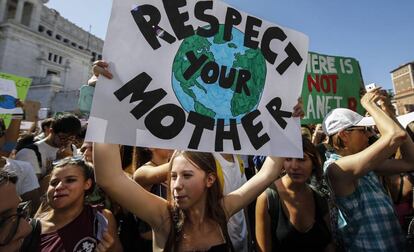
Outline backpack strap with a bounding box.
[310,186,329,217]
[21,218,41,252]
[265,183,279,248]
[22,144,42,169]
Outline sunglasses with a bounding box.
[345,126,369,132]
[52,155,84,166]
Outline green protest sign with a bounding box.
[0,72,32,128]
[301,52,365,124]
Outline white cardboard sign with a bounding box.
[87,0,309,157]
[0,79,23,115]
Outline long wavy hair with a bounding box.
[164,151,234,252]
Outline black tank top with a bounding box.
[267,187,331,252]
[207,243,228,251]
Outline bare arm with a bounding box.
[223,100,303,217]
[327,90,407,195]
[93,143,169,228]
[375,92,414,175]
[101,209,123,252]
[133,163,169,190]
[375,126,414,175]
[255,191,272,252]
[223,156,284,219]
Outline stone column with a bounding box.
[30,3,42,30]
[0,0,8,22]
[15,0,25,23]
[63,59,71,87]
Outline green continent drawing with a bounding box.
[172,34,216,117]
[172,25,267,124]
[231,49,266,116]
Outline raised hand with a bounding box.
[88,60,113,86]
[95,231,114,252]
[293,97,305,118]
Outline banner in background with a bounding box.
[0,72,32,128]
[301,52,364,124]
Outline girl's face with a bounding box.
[170,155,214,210]
[283,153,313,184]
[344,127,370,153]
[47,165,91,210]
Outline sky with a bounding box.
[45,0,414,91]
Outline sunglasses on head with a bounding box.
[52,155,85,166]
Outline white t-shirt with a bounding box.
[15,138,58,176]
[213,153,248,252]
[3,159,40,195]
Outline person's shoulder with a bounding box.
[34,138,47,145]
[5,159,35,171]
[37,139,58,152]
[8,158,33,166]
[323,152,342,173]
[15,147,36,159]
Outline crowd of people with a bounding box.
[1,60,414,252]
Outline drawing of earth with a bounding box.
[0,95,17,109]
[172,25,267,124]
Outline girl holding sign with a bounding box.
[93,118,303,252]
[91,60,304,251]
[94,145,292,251]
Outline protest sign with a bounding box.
[24,100,41,122]
[0,72,32,127]
[78,85,95,114]
[0,79,22,115]
[301,52,364,124]
[87,0,309,157]
[38,108,49,120]
[19,121,35,131]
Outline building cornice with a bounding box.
[390,62,414,74]
[0,22,93,60]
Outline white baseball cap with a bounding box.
[322,108,375,136]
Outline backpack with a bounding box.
[21,218,41,252]
[15,135,42,169]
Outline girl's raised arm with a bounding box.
[93,143,169,228]
[222,156,284,218]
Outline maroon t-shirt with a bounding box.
[39,205,99,252]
